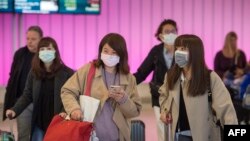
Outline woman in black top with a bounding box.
[134,19,178,141]
[6,37,74,141]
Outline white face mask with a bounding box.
[39,50,56,64]
[162,33,178,45]
[101,53,120,67]
[175,50,189,68]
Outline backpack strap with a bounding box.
[207,70,212,104]
[207,70,218,118]
[207,70,224,140]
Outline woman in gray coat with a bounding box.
[159,34,238,141]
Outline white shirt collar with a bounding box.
[181,72,185,81]
[180,72,190,82]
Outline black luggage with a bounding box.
[131,120,145,141]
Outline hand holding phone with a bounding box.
[109,85,121,93]
[109,85,125,102]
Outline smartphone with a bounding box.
[110,85,121,92]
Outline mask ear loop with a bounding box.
[185,52,189,62]
[184,45,189,61]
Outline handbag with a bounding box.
[43,62,96,141]
[43,115,92,141]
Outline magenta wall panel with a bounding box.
[49,14,63,51]
[242,0,250,52]
[62,15,75,67]
[232,0,243,48]
[212,0,224,58]
[0,0,250,86]
[182,0,193,34]
[130,0,142,72]
[141,0,153,61]
[203,0,214,69]
[0,14,3,84]
[0,14,13,86]
[74,15,87,69]
[38,15,51,36]
[3,14,13,83]
[85,16,98,62]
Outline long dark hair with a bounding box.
[32,37,64,79]
[167,34,210,96]
[94,33,130,74]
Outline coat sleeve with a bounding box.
[134,47,156,84]
[118,75,142,118]
[11,71,33,117]
[159,73,170,113]
[61,64,88,114]
[210,71,238,125]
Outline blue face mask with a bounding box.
[162,33,178,45]
[39,50,56,64]
[101,53,120,67]
[175,50,189,68]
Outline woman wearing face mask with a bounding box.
[5,37,74,141]
[159,34,238,141]
[134,19,178,141]
[61,33,142,141]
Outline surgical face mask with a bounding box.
[175,50,189,68]
[162,33,178,45]
[39,50,56,64]
[101,53,120,67]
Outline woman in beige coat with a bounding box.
[159,34,238,141]
[61,33,142,141]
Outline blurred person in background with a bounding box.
[3,25,43,141]
[214,31,247,96]
[134,19,178,141]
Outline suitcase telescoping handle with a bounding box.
[6,113,14,135]
[166,113,173,141]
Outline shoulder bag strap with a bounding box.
[207,70,224,140]
[207,70,218,118]
[85,62,96,96]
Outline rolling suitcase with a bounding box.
[0,118,15,141]
[131,120,145,141]
[0,130,15,141]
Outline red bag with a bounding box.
[43,115,92,141]
[43,62,96,141]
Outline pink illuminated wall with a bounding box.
[0,0,250,86]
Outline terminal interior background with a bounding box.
[0,0,250,140]
[0,0,250,85]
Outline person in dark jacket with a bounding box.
[3,25,43,141]
[6,37,74,141]
[134,19,178,141]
